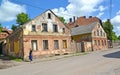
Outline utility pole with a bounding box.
[108,0,113,48]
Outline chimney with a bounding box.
[107,19,110,22]
[69,18,72,22]
[89,16,92,18]
[83,16,86,18]
[73,16,76,23]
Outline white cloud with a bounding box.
[111,10,120,35]
[98,5,107,12]
[52,0,106,22]
[0,0,26,22]
[116,10,120,15]
[97,12,104,17]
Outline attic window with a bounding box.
[48,13,51,19]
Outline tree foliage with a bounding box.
[11,24,18,31]
[103,20,114,40]
[16,12,30,25]
[118,35,120,40]
[58,16,67,25]
[0,23,2,32]
[112,32,118,41]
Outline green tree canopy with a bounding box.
[0,23,2,32]
[103,20,114,40]
[58,16,67,25]
[11,24,18,31]
[118,35,120,40]
[112,32,118,42]
[16,12,30,25]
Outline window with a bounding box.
[103,33,105,37]
[63,28,65,33]
[31,40,38,51]
[100,30,102,36]
[102,40,104,46]
[32,25,36,31]
[94,31,96,36]
[48,13,51,19]
[104,40,106,46]
[53,24,58,32]
[98,40,100,45]
[54,40,59,50]
[63,40,67,48]
[94,40,97,45]
[97,29,99,36]
[43,40,48,50]
[42,23,48,32]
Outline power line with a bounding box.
[109,0,112,20]
[12,0,47,10]
[11,0,75,17]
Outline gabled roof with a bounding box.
[71,22,98,36]
[20,9,69,29]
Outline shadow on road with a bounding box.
[103,51,120,58]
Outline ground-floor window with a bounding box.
[94,40,97,45]
[31,40,38,51]
[102,40,104,46]
[54,40,59,50]
[104,40,106,46]
[43,40,48,50]
[98,40,100,45]
[63,40,67,48]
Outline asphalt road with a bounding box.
[0,48,120,75]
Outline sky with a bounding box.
[0,0,120,35]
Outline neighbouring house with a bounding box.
[0,28,12,54]
[5,9,72,59]
[67,16,108,52]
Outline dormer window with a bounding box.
[32,25,36,31]
[48,13,51,19]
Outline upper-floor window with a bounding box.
[63,28,65,33]
[42,23,48,32]
[100,30,102,36]
[53,24,58,32]
[32,25,36,31]
[103,33,106,37]
[48,13,51,19]
[97,29,99,36]
[94,31,96,36]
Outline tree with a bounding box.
[11,24,18,31]
[103,20,113,40]
[16,12,30,25]
[112,32,118,42]
[0,23,2,32]
[118,35,120,40]
[58,16,67,25]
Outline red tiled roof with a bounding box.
[67,16,101,29]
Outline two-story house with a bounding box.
[5,9,72,59]
[67,16,108,51]
[71,22,108,51]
